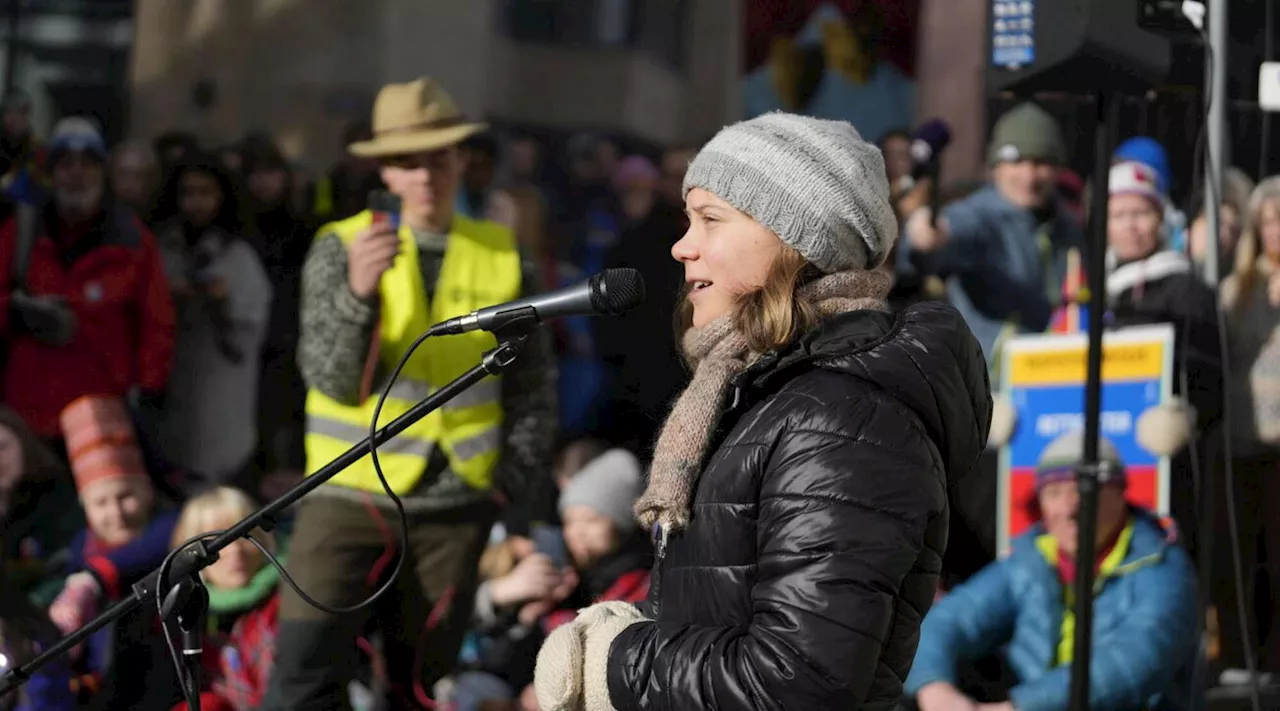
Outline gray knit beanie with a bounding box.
[682,112,898,272]
[1036,430,1127,490]
[987,102,1067,166]
[558,448,643,531]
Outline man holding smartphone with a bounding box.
[264,77,557,711]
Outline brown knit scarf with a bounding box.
[634,269,893,543]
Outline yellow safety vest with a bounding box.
[311,176,334,220]
[304,210,522,494]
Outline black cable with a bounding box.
[1187,26,1264,711]
[154,324,445,705]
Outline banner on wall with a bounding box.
[741,1,918,142]
[996,324,1175,556]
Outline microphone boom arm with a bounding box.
[0,316,541,700]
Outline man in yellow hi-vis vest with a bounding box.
[263,78,557,711]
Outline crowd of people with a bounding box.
[0,67,1274,711]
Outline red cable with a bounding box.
[356,495,399,703]
[361,494,458,710]
[361,494,398,589]
[412,585,457,710]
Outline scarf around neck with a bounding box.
[634,269,893,546]
[207,560,281,615]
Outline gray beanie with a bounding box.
[558,448,643,531]
[682,112,898,272]
[1036,430,1127,490]
[986,102,1066,166]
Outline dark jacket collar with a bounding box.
[730,301,992,484]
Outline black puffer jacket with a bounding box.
[606,301,991,711]
[1107,251,1223,429]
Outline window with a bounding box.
[502,0,689,71]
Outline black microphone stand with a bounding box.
[160,573,209,705]
[0,313,541,705]
[1068,89,1121,711]
[926,154,943,228]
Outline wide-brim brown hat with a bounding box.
[348,77,487,158]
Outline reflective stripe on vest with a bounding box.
[380,375,502,411]
[305,413,502,459]
[303,211,521,494]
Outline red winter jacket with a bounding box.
[171,594,279,711]
[0,205,174,436]
[544,569,650,634]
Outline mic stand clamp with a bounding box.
[1074,461,1118,484]
[159,542,213,711]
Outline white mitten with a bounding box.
[1135,397,1196,456]
[579,603,648,711]
[985,391,1017,450]
[534,602,649,711]
[534,619,587,711]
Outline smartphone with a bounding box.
[368,189,402,230]
[530,524,569,569]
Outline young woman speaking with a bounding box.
[534,112,993,711]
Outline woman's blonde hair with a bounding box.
[676,244,824,358]
[171,486,276,554]
[1231,176,1280,313]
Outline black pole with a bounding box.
[1068,89,1118,711]
[2,0,17,93]
[1262,0,1275,179]
[927,155,942,228]
[0,325,534,699]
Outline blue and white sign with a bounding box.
[991,0,1036,69]
[996,324,1175,555]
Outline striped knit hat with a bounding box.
[60,395,149,493]
[47,116,107,166]
[682,112,898,272]
[1036,430,1127,490]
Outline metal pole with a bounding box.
[1068,89,1118,711]
[2,0,18,93]
[1203,0,1228,285]
[1261,0,1275,179]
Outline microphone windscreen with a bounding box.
[592,268,646,316]
[910,119,952,165]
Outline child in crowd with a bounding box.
[552,437,610,491]
[0,405,83,595]
[169,487,281,711]
[450,448,651,711]
[542,448,651,628]
[45,395,181,709]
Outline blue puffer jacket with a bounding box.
[896,185,1083,367]
[906,512,1199,711]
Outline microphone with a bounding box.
[908,119,952,180]
[432,268,646,335]
[906,119,952,228]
